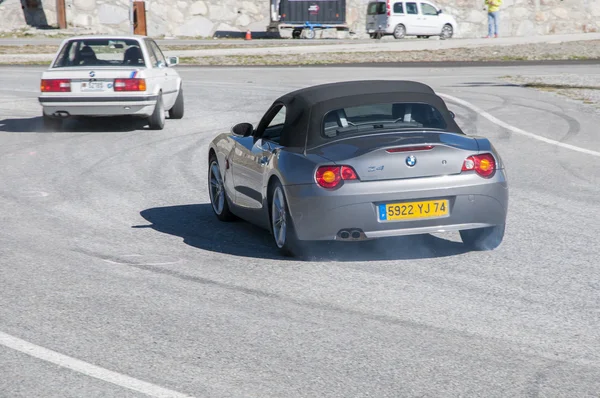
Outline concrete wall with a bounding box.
[1,0,599,39]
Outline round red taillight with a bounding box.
[462,154,496,177]
[316,165,358,188]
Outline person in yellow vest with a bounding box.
[484,0,502,38]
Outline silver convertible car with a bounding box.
[207,80,508,257]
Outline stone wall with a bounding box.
[1,0,599,39]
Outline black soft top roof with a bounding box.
[271,80,463,149]
[278,80,436,106]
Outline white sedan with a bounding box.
[38,35,184,131]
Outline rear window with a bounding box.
[322,102,447,138]
[53,38,145,68]
[367,1,386,15]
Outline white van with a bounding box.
[366,0,457,40]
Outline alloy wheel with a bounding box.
[271,186,287,248]
[209,161,225,215]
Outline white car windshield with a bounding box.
[53,38,145,68]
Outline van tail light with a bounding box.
[461,153,496,177]
[41,79,71,92]
[316,165,358,188]
[114,78,146,91]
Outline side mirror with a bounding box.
[449,111,455,119]
[437,9,443,14]
[167,56,179,66]
[232,122,253,137]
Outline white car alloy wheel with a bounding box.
[394,24,406,39]
[271,186,288,248]
[209,160,225,215]
[441,24,453,39]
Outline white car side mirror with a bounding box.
[168,56,179,66]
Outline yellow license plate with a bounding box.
[378,199,449,221]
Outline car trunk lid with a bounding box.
[43,67,144,94]
[308,131,480,181]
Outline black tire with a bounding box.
[168,87,184,119]
[393,24,406,39]
[42,114,62,132]
[208,154,236,222]
[440,24,453,40]
[460,224,505,251]
[269,180,302,257]
[148,92,165,130]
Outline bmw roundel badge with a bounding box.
[406,155,417,167]
[89,71,95,77]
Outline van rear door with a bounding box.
[366,1,387,34]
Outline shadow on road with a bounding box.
[136,204,469,262]
[0,116,150,133]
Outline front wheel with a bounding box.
[208,155,236,221]
[460,224,505,251]
[270,181,301,257]
[440,24,453,40]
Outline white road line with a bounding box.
[438,92,600,158]
[0,331,195,398]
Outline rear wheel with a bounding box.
[168,87,184,119]
[148,92,165,130]
[460,224,505,251]
[208,154,236,221]
[270,181,301,257]
[393,24,406,39]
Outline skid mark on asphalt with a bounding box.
[0,331,194,398]
[439,93,600,158]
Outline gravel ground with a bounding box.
[0,45,58,54]
[0,42,334,55]
[179,40,600,65]
[500,73,600,108]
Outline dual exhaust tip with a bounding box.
[338,229,365,240]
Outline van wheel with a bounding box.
[393,24,406,39]
[440,24,453,40]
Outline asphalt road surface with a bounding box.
[1,64,599,398]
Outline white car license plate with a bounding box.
[81,81,105,91]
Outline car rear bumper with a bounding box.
[284,171,508,241]
[39,95,157,117]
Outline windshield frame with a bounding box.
[51,38,147,69]
[320,101,449,140]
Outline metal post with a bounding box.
[56,0,67,29]
[130,0,135,34]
